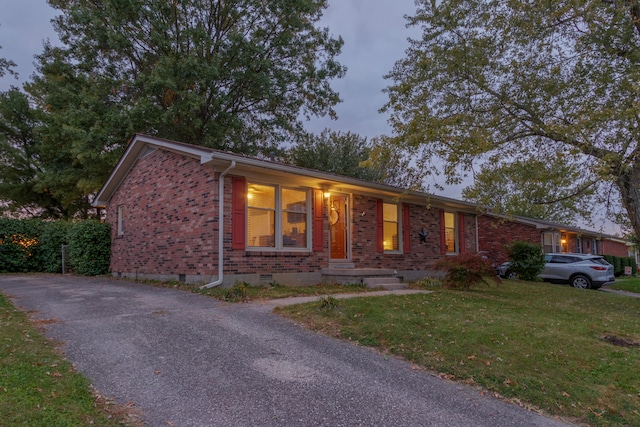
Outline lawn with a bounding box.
[608,276,640,293]
[276,280,640,427]
[0,293,138,426]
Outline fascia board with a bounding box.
[94,134,481,213]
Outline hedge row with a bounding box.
[0,218,110,276]
[603,254,638,277]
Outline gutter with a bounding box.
[201,160,236,289]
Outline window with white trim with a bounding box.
[383,203,399,251]
[444,211,457,253]
[247,183,309,250]
[117,205,124,236]
[542,231,561,253]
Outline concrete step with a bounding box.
[363,277,408,290]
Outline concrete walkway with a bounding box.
[257,289,432,307]
[0,275,575,427]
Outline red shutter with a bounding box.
[231,176,246,250]
[376,199,384,253]
[403,203,411,254]
[313,190,324,251]
[458,212,465,253]
[439,209,446,254]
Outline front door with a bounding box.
[329,194,350,260]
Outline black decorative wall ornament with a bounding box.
[418,228,428,244]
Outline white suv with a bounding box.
[540,253,615,289]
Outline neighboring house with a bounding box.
[478,214,632,264]
[93,134,632,286]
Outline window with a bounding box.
[383,203,399,251]
[542,232,561,253]
[247,183,309,249]
[444,212,456,253]
[117,205,124,236]
[282,188,308,249]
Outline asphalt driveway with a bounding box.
[0,275,574,427]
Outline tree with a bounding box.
[462,156,596,225]
[0,25,17,79]
[43,0,345,152]
[286,129,382,181]
[0,89,67,218]
[383,0,640,238]
[15,0,345,218]
[286,129,424,188]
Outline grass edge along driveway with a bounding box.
[0,292,141,427]
[276,280,640,427]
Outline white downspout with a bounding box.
[201,160,236,289]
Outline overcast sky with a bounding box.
[0,0,419,141]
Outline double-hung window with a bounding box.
[247,183,309,250]
[383,203,399,251]
[444,211,457,253]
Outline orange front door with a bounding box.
[329,195,349,260]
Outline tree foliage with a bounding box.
[462,157,596,224]
[43,0,345,152]
[0,28,17,79]
[286,129,425,188]
[505,241,546,281]
[286,129,383,181]
[383,0,640,238]
[2,0,345,218]
[0,89,69,218]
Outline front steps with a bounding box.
[321,265,408,290]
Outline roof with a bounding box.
[92,134,631,246]
[92,133,481,212]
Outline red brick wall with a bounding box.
[108,149,329,278]
[477,215,540,264]
[602,240,629,257]
[108,149,219,278]
[107,147,482,282]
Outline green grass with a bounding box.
[145,279,375,302]
[609,276,640,293]
[0,293,136,426]
[276,280,640,427]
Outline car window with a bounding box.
[591,258,609,265]
[550,255,572,263]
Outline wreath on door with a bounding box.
[330,205,339,225]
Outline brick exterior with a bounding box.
[108,149,219,279]
[602,240,630,257]
[477,215,630,261]
[106,144,631,285]
[477,215,541,264]
[107,147,482,285]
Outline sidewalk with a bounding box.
[258,289,432,307]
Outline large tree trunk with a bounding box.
[616,161,640,239]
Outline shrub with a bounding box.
[411,277,442,289]
[505,241,546,281]
[0,218,42,273]
[436,252,500,290]
[67,221,111,276]
[222,281,250,302]
[39,221,73,273]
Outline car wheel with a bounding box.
[506,271,518,280]
[571,274,591,289]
